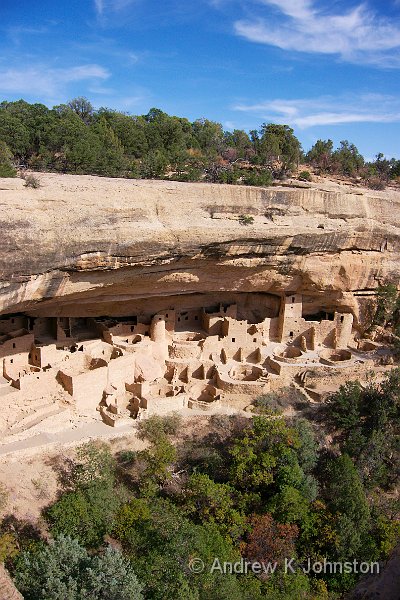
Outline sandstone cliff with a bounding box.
[1,174,399,327]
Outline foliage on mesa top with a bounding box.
[3,388,400,600]
[306,139,400,187]
[0,97,399,186]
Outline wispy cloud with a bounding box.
[95,0,105,16]
[7,25,48,46]
[233,93,400,128]
[0,64,110,98]
[234,0,400,67]
[94,0,138,17]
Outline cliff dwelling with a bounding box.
[0,290,393,435]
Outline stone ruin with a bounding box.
[0,291,393,432]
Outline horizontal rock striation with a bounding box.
[0,174,399,327]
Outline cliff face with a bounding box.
[1,173,399,326]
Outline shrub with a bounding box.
[0,482,8,512]
[72,441,116,489]
[298,170,312,182]
[23,174,41,188]
[218,168,239,184]
[253,387,307,413]
[137,413,182,443]
[367,177,386,190]
[0,532,18,562]
[238,214,254,226]
[242,169,272,187]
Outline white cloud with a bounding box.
[233,94,400,128]
[234,0,400,66]
[95,0,105,15]
[0,64,110,97]
[94,0,137,16]
[7,25,48,46]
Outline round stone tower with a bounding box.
[150,314,166,343]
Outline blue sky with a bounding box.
[1,0,400,158]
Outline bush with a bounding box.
[238,214,254,226]
[242,169,272,187]
[23,174,41,188]
[253,387,307,413]
[137,413,182,443]
[71,441,116,490]
[0,532,18,562]
[367,177,386,190]
[298,170,312,182]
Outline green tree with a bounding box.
[45,481,121,547]
[83,546,144,599]
[242,169,272,186]
[0,140,16,177]
[139,435,177,486]
[224,129,253,159]
[45,442,120,547]
[291,418,318,473]
[228,416,297,492]
[53,107,95,173]
[332,140,364,176]
[374,283,399,327]
[305,139,333,173]
[183,472,246,539]
[323,454,370,560]
[257,123,301,175]
[91,117,128,176]
[267,485,310,525]
[140,149,168,178]
[68,97,94,124]
[325,380,363,432]
[113,497,255,600]
[192,118,224,158]
[14,535,143,600]
[0,109,30,160]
